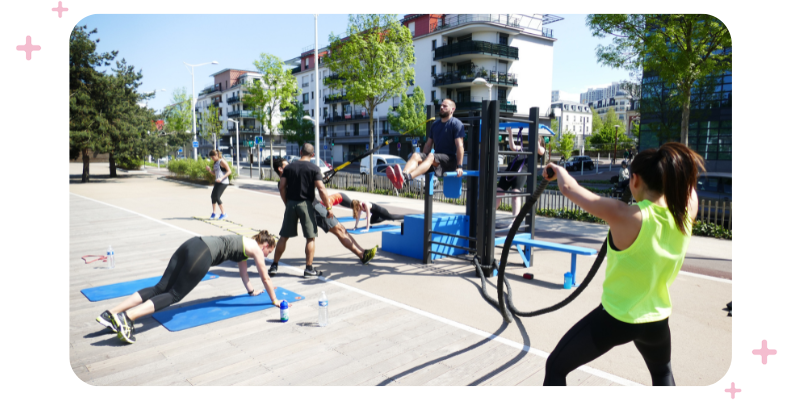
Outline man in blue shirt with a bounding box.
[387,99,465,190]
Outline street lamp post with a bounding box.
[472,77,493,102]
[227,118,240,175]
[314,14,320,167]
[183,60,219,160]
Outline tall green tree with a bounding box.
[556,131,576,160]
[602,106,620,133]
[387,86,427,139]
[69,25,118,182]
[279,102,315,150]
[199,103,223,150]
[244,53,299,173]
[587,14,732,146]
[325,14,415,186]
[163,87,194,150]
[590,107,603,136]
[105,59,152,176]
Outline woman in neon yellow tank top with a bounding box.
[542,142,705,386]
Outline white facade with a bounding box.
[551,100,592,149]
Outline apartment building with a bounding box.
[285,13,561,163]
[550,100,592,149]
[194,68,286,162]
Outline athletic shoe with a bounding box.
[219,214,227,220]
[114,312,136,344]
[303,268,324,278]
[268,264,278,277]
[386,164,401,190]
[210,213,216,219]
[361,245,378,265]
[402,173,413,189]
[95,310,117,333]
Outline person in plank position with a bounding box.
[95,231,284,344]
[387,99,465,189]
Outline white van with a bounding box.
[359,154,406,175]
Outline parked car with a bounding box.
[360,154,406,175]
[696,172,732,203]
[371,164,437,191]
[309,158,333,170]
[560,155,595,171]
[285,155,300,164]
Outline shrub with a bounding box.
[116,155,144,170]
[167,159,238,184]
[692,220,732,240]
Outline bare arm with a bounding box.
[508,135,520,152]
[246,244,283,306]
[545,164,630,226]
[422,138,434,154]
[315,180,334,219]
[220,160,232,180]
[279,177,287,205]
[237,260,262,296]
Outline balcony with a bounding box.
[432,70,518,88]
[323,93,348,104]
[434,40,518,62]
[290,66,301,74]
[302,82,309,88]
[227,95,241,104]
[323,74,341,85]
[227,110,256,118]
[199,83,222,96]
[429,14,555,39]
[433,98,517,113]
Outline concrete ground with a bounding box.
[69,163,732,386]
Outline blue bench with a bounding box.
[495,233,597,288]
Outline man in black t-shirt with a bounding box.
[276,143,333,278]
[269,158,377,277]
[387,98,465,190]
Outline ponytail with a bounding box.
[351,200,362,219]
[629,142,705,235]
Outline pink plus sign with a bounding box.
[725,382,741,399]
[752,339,777,364]
[16,36,41,61]
[52,2,68,18]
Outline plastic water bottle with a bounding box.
[318,291,328,327]
[280,300,289,323]
[106,246,115,269]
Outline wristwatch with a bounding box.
[456,165,463,169]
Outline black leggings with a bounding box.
[137,237,213,312]
[543,305,675,386]
[369,204,404,225]
[211,182,227,205]
[338,193,353,208]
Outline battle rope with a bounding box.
[475,167,609,323]
[322,117,436,184]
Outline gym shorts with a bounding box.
[279,199,317,238]
[312,201,340,234]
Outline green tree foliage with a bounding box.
[551,118,559,135]
[590,107,603,136]
[279,102,315,150]
[244,53,299,169]
[199,103,223,149]
[325,14,415,185]
[105,59,153,176]
[556,131,576,160]
[69,25,118,182]
[387,86,427,138]
[163,87,194,149]
[587,14,732,146]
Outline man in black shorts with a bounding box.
[387,98,465,189]
[270,156,377,277]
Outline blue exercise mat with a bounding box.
[347,224,401,234]
[336,216,355,223]
[151,288,305,332]
[81,273,219,302]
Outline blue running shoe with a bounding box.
[219,214,227,220]
[210,213,216,219]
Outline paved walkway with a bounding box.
[69,163,731,386]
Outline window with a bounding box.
[431,90,437,101]
[431,65,436,77]
[311,109,314,117]
[499,34,509,45]
[353,123,359,135]
[304,58,309,69]
[302,93,309,104]
[311,91,314,99]
[408,22,415,37]
[432,40,437,50]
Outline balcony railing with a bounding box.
[432,70,518,87]
[434,40,519,61]
[227,110,256,118]
[302,82,309,88]
[434,97,517,113]
[227,95,241,104]
[429,14,554,38]
[200,83,222,96]
[323,93,348,104]
[290,66,301,74]
[323,74,341,85]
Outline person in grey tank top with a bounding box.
[95,230,291,344]
[205,150,231,220]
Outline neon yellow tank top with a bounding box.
[601,200,692,324]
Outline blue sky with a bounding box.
[79,14,630,111]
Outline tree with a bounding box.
[556,131,576,160]
[602,105,620,134]
[163,87,194,150]
[279,102,315,150]
[325,14,415,187]
[69,25,118,182]
[551,117,559,135]
[199,103,223,150]
[244,53,298,175]
[590,107,603,136]
[587,14,732,146]
[105,58,152,176]
[387,86,427,139]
